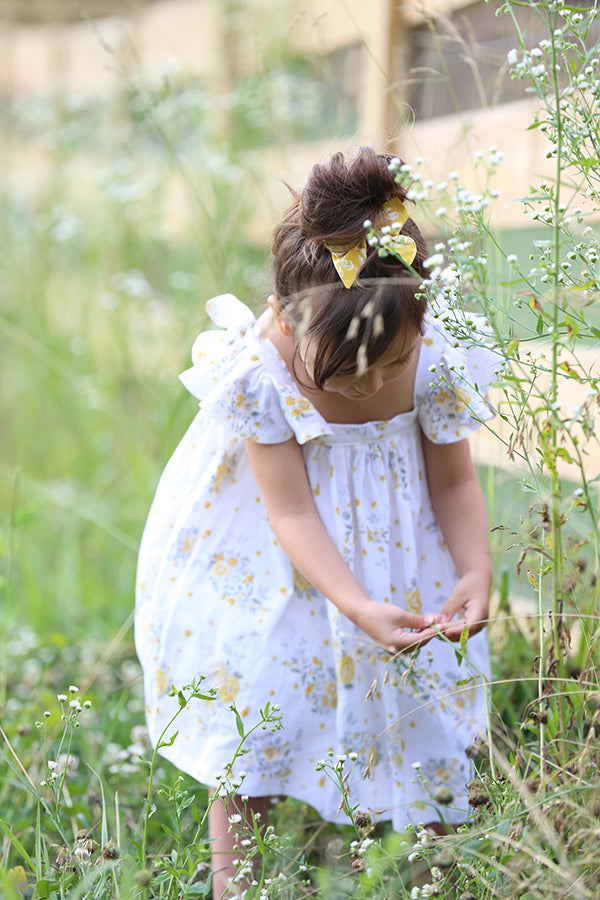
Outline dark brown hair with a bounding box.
[271,148,428,389]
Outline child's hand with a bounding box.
[438,571,490,641]
[354,601,448,655]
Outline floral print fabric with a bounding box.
[135,293,498,829]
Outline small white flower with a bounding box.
[507,48,518,65]
[448,170,460,180]
[47,760,58,770]
[57,694,67,703]
[424,253,444,269]
[68,685,79,693]
[573,488,584,498]
[411,760,422,769]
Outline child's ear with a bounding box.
[268,294,292,336]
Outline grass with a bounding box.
[2,0,600,896]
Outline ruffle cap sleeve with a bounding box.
[416,306,503,443]
[179,294,332,445]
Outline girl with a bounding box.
[135,148,497,898]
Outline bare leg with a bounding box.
[208,789,271,900]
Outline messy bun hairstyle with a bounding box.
[271,148,429,389]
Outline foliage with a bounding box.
[1,0,600,897]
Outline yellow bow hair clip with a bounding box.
[325,197,417,289]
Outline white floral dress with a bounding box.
[135,293,499,829]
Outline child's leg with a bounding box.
[208,789,271,900]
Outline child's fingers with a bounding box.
[386,626,438,654]
[400,611,437,630]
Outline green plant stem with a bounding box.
[537,552,546,781]
[547,8,568,767]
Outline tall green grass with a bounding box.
[1,0,600,897]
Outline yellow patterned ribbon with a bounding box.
[325,197,417,288]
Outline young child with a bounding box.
[135,148,496,898]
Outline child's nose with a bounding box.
[360,369,384,393]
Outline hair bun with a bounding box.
[299,148,406,246]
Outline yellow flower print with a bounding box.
[422,337,434,347]
[293,568,312,593]
[405,588,422,614]
[337,655,355,685]
[453,386,472,412]
[435,389,450,404]
[180,537,196,553]
[219,673,240,703]
[214,552,227,577]
[211,664,240,703]
[323,682,338,708]
[211,455,234,492]
[156,669,170,696]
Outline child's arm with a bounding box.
[245,437,442,654]
[421,434,492,639]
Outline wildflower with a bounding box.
[68,685,79,693]
[354,810,372,830]
[98,840,120,863]
[434,784,454,805]
[57,694,68,703]
[411,760,422,769]
[507,48,518,65]
[424,254,444,270]
[74,844,92,868]
[134,869,153,887]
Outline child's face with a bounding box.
[300,327,421,400]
